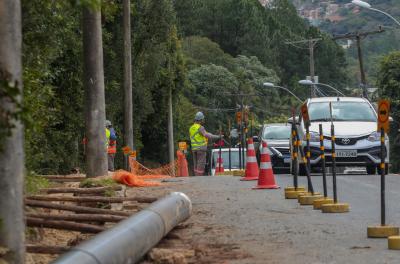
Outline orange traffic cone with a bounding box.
[241,137,259,181]
[176,150,189,177]
[253,140,279,189]
[215,156,224,174]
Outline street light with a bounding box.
[263,82,303,103]
[352,0,400,27]
[298,80,346,97]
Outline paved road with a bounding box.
[145,173,400,264]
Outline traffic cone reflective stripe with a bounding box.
[241,138,259,181]
[253,140,279,189]
[260,161,272,170]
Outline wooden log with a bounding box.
[39,186,122,194]
[26,195,157,203]
[26,213,126,223]
[27,217,105,233]
[25,199,132,217]
[39,175,86,182]
[26,244,70,255]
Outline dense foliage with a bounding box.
[377,52,400,172]
[17,0,348,173]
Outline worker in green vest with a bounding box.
[189,112,221,176]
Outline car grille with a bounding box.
[324,135,369,146]
[275,148,290,156]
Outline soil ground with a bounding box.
[132,174,400,264]
[28,173,400,263]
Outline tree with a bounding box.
[82,2,108,177]
[123,0,134,169]
[0,0,25,262]
[377,51,400,172]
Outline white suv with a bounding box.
[294,97,389,175]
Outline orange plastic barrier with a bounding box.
[176,151,189,177]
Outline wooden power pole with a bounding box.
[285,38,321,98]
[0,0,25,262]
[332,27,385,99]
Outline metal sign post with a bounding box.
[368,100,398,237]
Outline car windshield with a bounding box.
[262,126,291,140]
[212,151,246,169]
[308,102,376,122]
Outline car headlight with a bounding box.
[304,131,320,142]
[368,131,388,142]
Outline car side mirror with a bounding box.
[252,136,259,143]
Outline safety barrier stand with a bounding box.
[285,109,306,199]
[321,103,349,213]
[367,100,399,242]
[313,124,334,209]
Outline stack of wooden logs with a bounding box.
[25,175,158,255]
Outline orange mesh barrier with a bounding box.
[112,157,179,187]
[129,157,177,177]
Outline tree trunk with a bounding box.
[0,1,25,263]
[26,217,104,233]
[25,199,132,216]
[26,213,126,223]
[82,4,108,177]
[123,0,134,171]
[168,86,175,175]
[26,245,70,255]
[39,186,122,194]
[27,195,157,203]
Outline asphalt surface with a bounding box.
[153,173,400,264]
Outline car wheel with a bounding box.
[377,164,389,175]
[366,165,376,175]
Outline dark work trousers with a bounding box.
[192,150,207,176]
[108,153,115,171]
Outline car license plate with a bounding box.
[284,158,291,163]
[336,150,357,158]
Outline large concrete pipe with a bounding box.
[52,192,192,264]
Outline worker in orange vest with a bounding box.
[105,120,117,171]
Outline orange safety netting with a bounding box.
[112,157,177,187]
[129,157,177,177]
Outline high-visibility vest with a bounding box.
[189,123,207,150]
[106,128,110,150]
[108,140,117,154]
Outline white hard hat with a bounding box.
[194,112,205,121]
[105,120,112,127]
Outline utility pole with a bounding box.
[332,27,384,99]
[123,0,134,170]
[285,38,321,98]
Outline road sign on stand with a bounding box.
[301,103,310,127]
[378,99,390,133]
